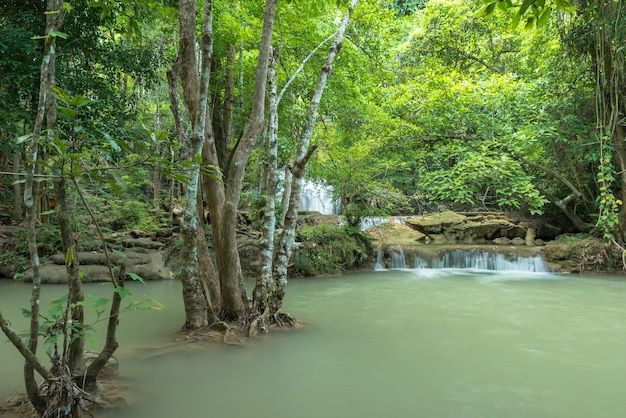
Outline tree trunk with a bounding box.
[20,0,67,411]
[592,0,626,241]
[204,0,278,321]
[253,32,335,317]
[12,150,22,222]
[515,155,593,232]
[253,48,280,315]
[53,176,85,375]
[271,0,359,313]
[176,0,214,329]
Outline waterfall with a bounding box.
[423,248,547,272]
[375,247,549,272]
[391,250,406,269]
[374,250,385,271]
[298,181,340,215]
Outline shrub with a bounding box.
[293,225,373,277]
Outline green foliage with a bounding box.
[478,0,575,29]
[105,200,159,232]
[293,225,372,276]
[20,286,163,357]
[595,142,622,242]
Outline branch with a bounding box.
[0,310,52,381]
[85,265,125,384]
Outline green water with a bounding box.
[2,269,626,418]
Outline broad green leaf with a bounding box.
[127,272,145,284]
[88,295,110,311]
[519,0,535,15]
[49,31,69,39]
[59,107,77,118]
[112,248,129,259]
[16,134,32,144]
[65,247,74,266]
[537,7,551,27]
[114,286,132,299]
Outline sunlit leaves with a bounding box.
[479,0,574,29]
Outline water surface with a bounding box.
[2,270,626,418]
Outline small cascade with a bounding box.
[391,250,407,269]
[414,255,428,269]
[417,248,547,272]
[374,247,549,272]
[374,250,385,271]
[298,181,340,215]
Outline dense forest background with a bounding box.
[0,0,625,415]
[2,0,624,235]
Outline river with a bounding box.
[1,268,626,418]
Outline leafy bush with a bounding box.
[105,200,159,232]
[293,225,373,276]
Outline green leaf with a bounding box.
[58,107,77,118]
[127,272,145,284]
[114,286,132,299]
[88,295,110,311]
[512,11,522,28]
[519,0,535,15]
[63,2,72,13]
[554,0,575,12]
[16,134,32,144]
[49,31,69,39]
[478,3,497,17]
[537,6,552,27]
[21,308,32,318]
[524,16,536,29]
[65,247,74,266]
[112,248,129,259]
[85,335,99,346]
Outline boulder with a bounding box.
[405,211,467,235]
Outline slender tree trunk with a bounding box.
[253,32,335,318]
[253,48,280,315]
[272,0,359,312]
[18,1,67,411]
[53,175,86,375]
[12,150,23,222]
[177,0,213,329]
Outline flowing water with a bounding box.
[2,269,626,418]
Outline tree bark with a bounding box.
[253,32,335,317]
[19,0,67,410]
[53,176,85,375]
[514,155,593,232]
[272,0,359,313]
[204,0,278,321]
[176,0,214,329]
[12,150,23,221]
[253,48,280,315]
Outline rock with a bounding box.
[493,237,511,245]
[84,350,119,378]
[24,248,172,283]
[511,237,526,245]
[405,211,467,235]
[525,228,537,246]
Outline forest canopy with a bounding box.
[1,0,625,415]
